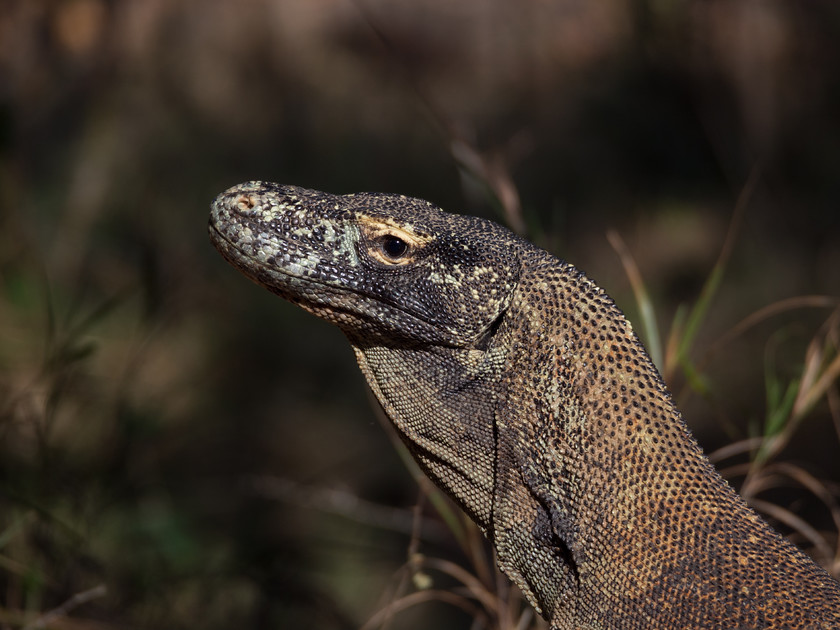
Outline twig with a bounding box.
[421,557,499,615]
[748,499,834,567]
[697,295,839,373]
[377,489,430,630]
[22,584,107,630]
[707,437,764,464]
[450,138,528,235]
[361,589,487,630]
[247,475,449,543]
[349,0,529,235]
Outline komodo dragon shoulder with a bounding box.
[209,181,840,629]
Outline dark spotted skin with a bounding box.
[210,182,840,629]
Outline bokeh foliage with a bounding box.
[1,1,839,628]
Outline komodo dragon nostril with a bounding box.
[235,195,257,212]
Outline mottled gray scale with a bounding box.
[210,181,840,629]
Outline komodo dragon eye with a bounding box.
[378,235,409,261]
[359,220,425,266]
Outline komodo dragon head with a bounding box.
[210,181,521,346]
[210,181,522,536]
[210,181,840,630]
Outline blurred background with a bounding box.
[1,0,839,628]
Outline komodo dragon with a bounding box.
[209,181,840,629]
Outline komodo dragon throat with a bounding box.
[210,182,840,629]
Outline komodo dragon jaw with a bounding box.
[210,182,840,630]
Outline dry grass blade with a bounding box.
[489,555,545,630]
[1,608,120,630]
[450,138,527,235]
[606,229,663,370]
[738,471,791,498]
[490,553,514,630]
[247,475,450,543]
[369,551,541,629]
[738,458,840,574]
[792,309,840,420]
[746,309,840,471]
[748,498,834,568]
[717,462,754,484]
[21,584,107,630]
[349,0,529,236]
[376,492,430,630]
[663,305,687,386]
[796,352,840,418]
[361,589,487,630]
[515,607,537,630]
[464,514,494,587]
[707,437,764,465]
[421,556,500,614]
[768,463,840,546]
[698,296,839,372]
[671,162,761,385]
[829,386,840,446]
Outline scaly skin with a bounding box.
[210,181,840,629]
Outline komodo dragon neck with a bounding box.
[210,181,840,629]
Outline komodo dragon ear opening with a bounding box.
[473,308,507,351]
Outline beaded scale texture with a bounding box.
[210,182,840,629]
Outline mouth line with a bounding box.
[209,212,461,345]
[209,220,332,290]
